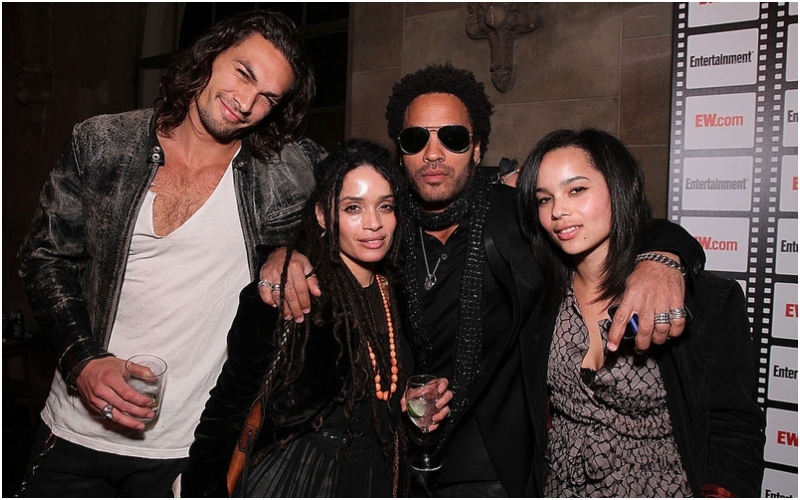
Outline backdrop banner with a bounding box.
[669,3,798,496]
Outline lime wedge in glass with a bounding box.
[407,399,426,418]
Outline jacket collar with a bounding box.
[145,109,253,172]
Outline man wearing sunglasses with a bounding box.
[261,63,705,497]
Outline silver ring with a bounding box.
[654,313,671,324]
[258,279,272,289]
[270,284,281,292]
[669,308,687,320]
[101,404,114,420]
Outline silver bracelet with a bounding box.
[634,252,686,277]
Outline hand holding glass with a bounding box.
[405,374,443,472]
[124,355,167,424]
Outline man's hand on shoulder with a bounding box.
[607,252,687,353]
[258,247,320,323]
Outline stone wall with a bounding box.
[2,2,677,318]
[348,2,674,217]
[3,3,145,319]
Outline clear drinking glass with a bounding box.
[405,374,443,472]
[124,354,167,424]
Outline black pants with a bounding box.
[16,420,189,498]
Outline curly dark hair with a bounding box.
[268,139,409,461]
[385,63,494,160]
[516,128,653,309]
[155,10,315,160]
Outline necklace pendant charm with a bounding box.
[424,274,436,290]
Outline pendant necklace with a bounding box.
[419,227,444,290]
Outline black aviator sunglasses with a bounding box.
[397,125,473,156]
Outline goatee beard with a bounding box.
[196,99,246,143]
[412,160,476,213]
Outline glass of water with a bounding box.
[124,354,167,425]
[405,374,442,472]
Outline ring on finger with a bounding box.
[669,308,687,320]
[258,279,273,289]
[270,283,282,292]
[101,403,114,420]
[654,313,671,324]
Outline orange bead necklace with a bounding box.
[367,275,398,401]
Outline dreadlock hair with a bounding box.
[385,63,494,160]
[154,10,315,160]
[516,128,653,310]
[268,139,408,459]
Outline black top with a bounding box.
[413,217,514,483]
[407,183,539,494]
[182,278,413,497]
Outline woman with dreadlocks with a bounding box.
[182,139,452,498]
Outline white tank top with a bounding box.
[41,161,250,459]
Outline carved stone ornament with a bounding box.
[466,3,541,92]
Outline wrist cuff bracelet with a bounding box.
[634,252,686,277]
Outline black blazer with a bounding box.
[522,271,766,496]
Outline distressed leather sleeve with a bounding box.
[17,130,108,383]
[182,281,278,497]
[296,136,328,171]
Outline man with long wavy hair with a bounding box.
[16,10,325,497]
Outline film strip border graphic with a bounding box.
[669,1,798,488]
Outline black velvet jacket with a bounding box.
[522,273,766,496]
[182,280,412,497]
[182,281,344,497]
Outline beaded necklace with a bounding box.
[367,275,399,401]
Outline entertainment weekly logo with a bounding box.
[765,408,798,468]
[685,93,755,150]
[773,283,798,341]
[763,468,798,498]
[776,218,798,276]
[687,28,758,89]
[682,157,753,211]
[780,156,798,213]
[680,217,749,272]
[784,89,797,148]
[769,346,798,405]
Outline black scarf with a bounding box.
[402,172,492,440]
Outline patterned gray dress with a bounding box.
[544,288,694,497]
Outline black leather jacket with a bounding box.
[17,109,324,384]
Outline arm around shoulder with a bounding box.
[642,219,706,289]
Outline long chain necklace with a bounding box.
[419,226,444,290]
[367,275,398,401]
